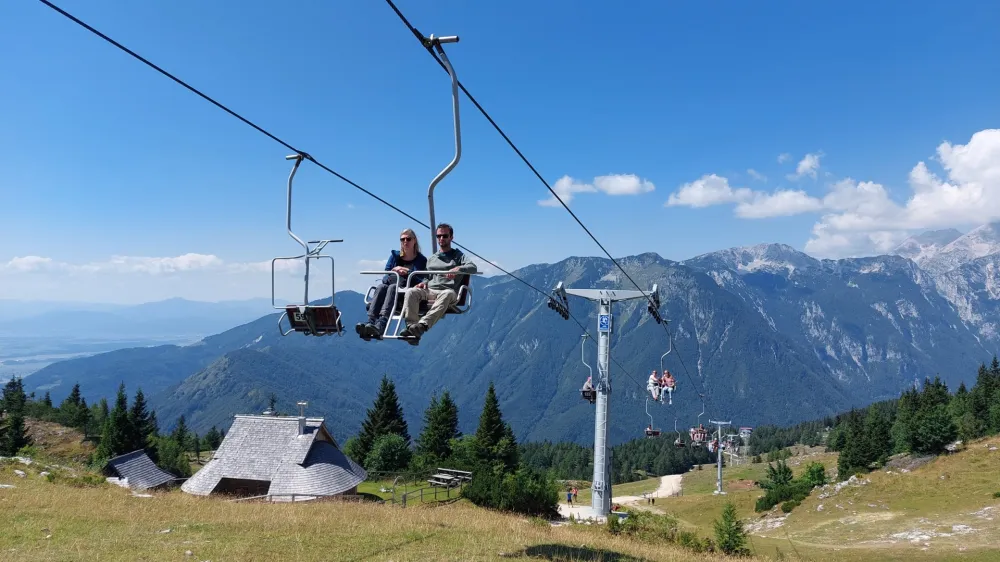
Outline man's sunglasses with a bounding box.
[400,236,413,242]
[436,233,451,239]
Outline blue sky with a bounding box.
[2,0,999,303]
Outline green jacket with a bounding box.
[426,248,477,293]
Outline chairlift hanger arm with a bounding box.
[426,32,462,253]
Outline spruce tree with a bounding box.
[891,387,920,453]
[172,415,190,452]
[1,377,27,414]
[862,405,891,468]
[74,398,92,437]
[355,376,410,467]
[416,391,462,463]
[475,382,505,453]
[714,501,750,556]
[96,383,131,460]
[204,426,223,450]
[837,409,867,477]
[475,381,516,471]
[128,388,153,452]
[42,391,52,408]
[0,411,31,456]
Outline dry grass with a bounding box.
[23,419,94,464]
[652,441,1000,561]
[0,461,743,562]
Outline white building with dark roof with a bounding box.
[181,414,366,501]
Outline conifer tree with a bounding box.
[475,381,518,472]
[416,391,462,463]
[714,501,750,556]
[475,382,505,453]
[74,397,91,436]
[0,411,31,456]
[128,388,154,451]
[0,377,31,456]
[913,379,956,454]
[837,409,867,477]
[42,391,52,408]
[862,404,891,467]
[891,387,920,453]
[172,415,190,452]
[204,426,223,450]
[96,383,131,460]
[355,376,410,468]
[1,377,27,414]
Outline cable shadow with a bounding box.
[521,544,648,562]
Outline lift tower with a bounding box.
[548,282,663,517]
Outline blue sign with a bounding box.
[598,314,611,332]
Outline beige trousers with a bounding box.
[402,287,458,329]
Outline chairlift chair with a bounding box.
[358,33,480,345]
[272,153,344,337]
[644,399,661,438]
[579,334,596,404]
[673,419,685,448]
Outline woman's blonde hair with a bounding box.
[399,228,421,258]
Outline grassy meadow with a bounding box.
[1,457,735,562]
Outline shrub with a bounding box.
[462,466,559,517]
[364,434,412,473]
[802,462,828,487]
[993,491,1000,498]
[755,480,812,512]
[780,500,801,513]
[616,510,679,542]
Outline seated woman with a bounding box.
[659,370,676,403]
[356,228,427,340]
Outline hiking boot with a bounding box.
[399,322,427,345]
[365,323,384,340]
[355,322,372,341]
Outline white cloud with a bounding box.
[777,153,792,164]
[538,173,653,206]
[787,152,823,181]
[1,253,309,277]
[747,168,767,182]
[593,174,655,195]
[666,129,1000,258]
[665,174,752,208]
[538,175,596,207]
[735,190,823,218]
[4,256,65,273]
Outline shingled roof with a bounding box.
[105,450,179,491]
[181,415,366,499]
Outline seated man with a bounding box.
[647,370,661,401]
[398,223,477,343]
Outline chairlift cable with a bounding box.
[35,0,557,308]
[40,0,718,422]
[384,0,721,419]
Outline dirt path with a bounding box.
[557,474,683,520]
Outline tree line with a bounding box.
[341,375,558,516]
[1,377,224,477]
[521,431,716,483]
[793,357,1000,478]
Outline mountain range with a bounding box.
[22,222,1000,446]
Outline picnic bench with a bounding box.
[427,468,473,488]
